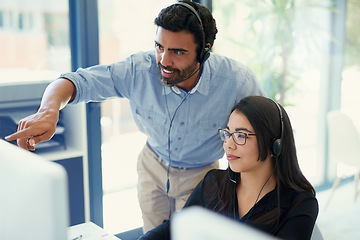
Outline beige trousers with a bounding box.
[137,143,219,233]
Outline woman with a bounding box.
[140,96,318,240]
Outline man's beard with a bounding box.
[158,60,199,87]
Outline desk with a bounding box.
[68,222,120,240]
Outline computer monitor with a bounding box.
[171,206,277,240]
[0,139,69,240]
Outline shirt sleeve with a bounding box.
[60,51,155,104]
[60,63,128,104]
[238,64,265,98]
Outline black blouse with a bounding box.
[140,169,318,240]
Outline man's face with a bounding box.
[155,27,200,88]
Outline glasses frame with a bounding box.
[218,129,256,145]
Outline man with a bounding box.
[6,0,263,233]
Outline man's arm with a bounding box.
[5,78,76,150]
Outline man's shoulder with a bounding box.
[125,50,158,73]
[204,53,256,84]
[208,52,244,64]
[207,53,251,73]
[130,50,156,62]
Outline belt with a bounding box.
[146,142,189,170]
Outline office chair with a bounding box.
[324,110,360,209]
[310,223,323,240]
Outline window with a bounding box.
[212,0,360,187]
[0,0,70,83]
[98,0,360,235]
[98,0,176,234]
[0,11,3,27]
[342,0,360,128]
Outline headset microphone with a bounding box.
[163,65,201,87]
[228,166,237,184]
[163,1,210,219]
[162,2,210,87]
[229,99,283,222]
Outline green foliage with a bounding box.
[213,0,335,105]
[345,0,360,68]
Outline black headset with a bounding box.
[163,2,210,218]
[228,99,284,184]
[175,1,210,63]
[271,100,284,158]
[230,100,283,223]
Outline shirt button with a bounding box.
[180,122,185,126]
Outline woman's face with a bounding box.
[223,110,263,173]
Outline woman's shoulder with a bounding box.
[281,185,317,203]
[201,169,228,189]
[204,168,227,180]
[280,185,319,218]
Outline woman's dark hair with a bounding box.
[204,96,315,219]
[154,0,218,60]
[235,96,315,196]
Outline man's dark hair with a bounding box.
[154,1,218,60]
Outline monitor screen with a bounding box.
[172,206,277,240]
[0,139,69,240]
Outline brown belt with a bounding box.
[146,142,189,170]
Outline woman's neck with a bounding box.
[239,171,276,197]
[237,158,276,207]
[236,169,276,218]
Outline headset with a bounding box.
[163,1,210,218]
[176,1,210,63]
[229,99,284,223]
[271,100,284,158]
[228,99,284,184]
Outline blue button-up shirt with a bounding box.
[61,51,263,168]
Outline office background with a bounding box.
[0,0,359,239]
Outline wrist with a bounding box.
[37,106,60,123]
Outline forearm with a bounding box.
[5,78,76,149]
[39,78,76,112]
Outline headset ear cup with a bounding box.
[202,48,210,63]
[272,138,282,158]
[198,47,210,63]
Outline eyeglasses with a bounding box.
[218,129,256,145]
